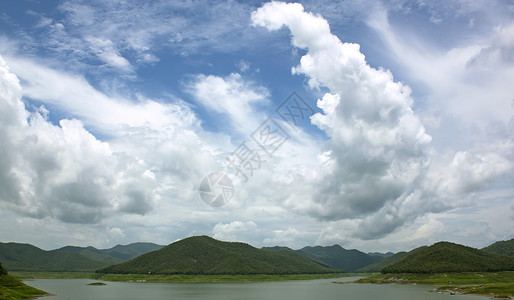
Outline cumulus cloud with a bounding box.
[0,56,157,223]
[252,1,513,239]
[212,220,259,242]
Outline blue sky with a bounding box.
[0,0,513,252]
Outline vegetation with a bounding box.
[0,242,108,272]
[358,251,409,272]
[482,239,514,257]
[99,242,164,261]
[263,244,382,272]
[381,242,514,273]
[55,242,163,262]
[0,242,163,273]
[56,246,124,265]
[0,262,47,300]
[355,271,514,284]
[355,272,514,298]
[98,236,339,275]
[97,273,347,282]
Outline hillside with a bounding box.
[296,245,382,272]
[101,242,164,261]
[382,242,514,273]
[97,236,338,275]
[368,252,394,259]
[358,251,409,272]
[0,262,47,299]
[56,246,123,265]
[482,238,514,257]
[56,242,163,264]
[0,242,107,272]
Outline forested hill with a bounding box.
[482,238,514,257]
[97,236,339,275]
[382,242,514,273]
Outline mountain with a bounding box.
[0,242,108,272]
[56,246,123,265]
[358,251,409,272]
[382,242,514,273]
[481,238,514,257]
[0,262,47,299]
[56,242,163,264]
[101,242,164,261]
[295,245,382,272]
[97,236,338,275]
[261,246,294,252]
[368,252,395,258]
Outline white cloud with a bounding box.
[252,1,514,240]
[0,55,157,223]
[212,220,259,242]
[186,73,269,135]
[4,56,198,136]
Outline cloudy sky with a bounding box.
[0,0,513,253]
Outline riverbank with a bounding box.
[12,272,349,283]
[351,271,514,298]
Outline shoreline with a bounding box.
[349,272,514,298]
[14,272,350,283]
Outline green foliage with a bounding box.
[101,243,164,261]
[358,246,428,272]
[56,242,163,263]
[356,272,514,298]
[356,271,514,285]
[382,242,514,273]
[56,246,123,265]
[0,242,108,272]
[482,239,514,257]
[294,245,382,272]
[97,273,346,282]
[358,252,408,272]
[98,236,339,275]
[0,263,47,300]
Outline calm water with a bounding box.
[25,277,487,300]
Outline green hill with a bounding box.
[295,245,382,272]
[0,262,47,299]
[368,252,394,259]
[358,251,409,272]
[382,242,514,273]
[358,247,428,272]
[56,246,123,265]
[0,242,108,272]
[97,236,338,275]
[101,242,164,261]
[55,242,163,264]
[482,239,514,257]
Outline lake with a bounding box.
[25,277,487,300]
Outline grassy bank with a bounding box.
[353,272,514,298]
[12,271,348,283]
[0,274,47,300]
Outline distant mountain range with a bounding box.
[262,245,382,272]
[0,242,163,272]
[1,237,513,274]
[97,236,337,275]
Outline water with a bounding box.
[25,277,487,300]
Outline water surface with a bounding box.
[25,277,487,300]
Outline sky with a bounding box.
[0,0,513,253]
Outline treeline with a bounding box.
[98,236,338,275]
[382,242,514,273]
